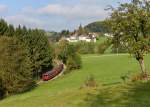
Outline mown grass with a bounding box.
[0,54,150,107]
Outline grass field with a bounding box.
[0,54,150,107]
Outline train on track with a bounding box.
[42,64,64,81]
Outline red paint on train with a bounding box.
[42,64,64,81]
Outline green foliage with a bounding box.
[60,30,70,37]
[9,25,53,79]
[72,37,113,55]
[111,41,128,53]
[97,43,107,54]
[75,41,95,54]
[0,19,53,98]
[0,36,35,98]
[24,29,53,77]
[96,39,112,54]
[66,54,82,72]
[107,0,150,73]
[0,19,15,37]
[0,19,8,36]
[84,21,110,33]
[4,25,15,37]
[46,31,61,42]
[54,40,82,72]
[108,0,150,56]
[78,24,88,35]
[54,40,70,63]
[84,74,97,88]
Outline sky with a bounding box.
[0,0,130,31]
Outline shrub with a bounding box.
[75,41,95,54]
[66,54,82,73]
[111,44,128,53]
[96,39,112,54]
[131,73,150,82]
[54,40,82,74]
[82,75,98,88]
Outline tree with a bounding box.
[97,39,112,54]
[84,21,110,33]
[55,40,70,64]
[108,0,150,74]
[60,30,70,37]
[54,40,82,72]
[0,36,35,98]
[75,41,95,54]
[15,25,53,79]
[78,24,88,35]
[66,54,81,72]
[0,19,53,98]
[0,19,8,36]
[24,29,53,79]
[4,24,15,37]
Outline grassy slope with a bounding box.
[0,54,150,107]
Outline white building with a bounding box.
[64,33,97,43]
[66,36,78,42]
[104,33,113,38]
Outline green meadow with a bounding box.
[0,54,150,107]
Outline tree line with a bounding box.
[84,21,110,33]
[0,19,53,98]
[0,19,82,99]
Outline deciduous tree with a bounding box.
[108,0,150,74]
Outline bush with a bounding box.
[96,39,111,54]
[131,73,150,82]
[66,54,82,73]
[54,40,82,74]
[86,75,97,87]
[75,41,95,54]
[83,75,98,88]
[97,42,107,54]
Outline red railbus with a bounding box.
[42,64,64,81]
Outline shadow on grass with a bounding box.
[124,81,150,107]
[83,81,150,107]
[17,81,38,94]
[103,82,121,86]
[0,81,38,101]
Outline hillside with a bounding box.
[84,21,109,33]
[0,54,150,107]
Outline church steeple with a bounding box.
[78,23,84,35]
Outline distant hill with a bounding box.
[84,21,110,33]
[46,31,61,42]
[46,31,58,37]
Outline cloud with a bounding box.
[0,4,8,13]
[5,0,123,31]
[20,3,109,31]
[5,15,46,29]
[23,3,108,19]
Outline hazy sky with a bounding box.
[0,0,130,31]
